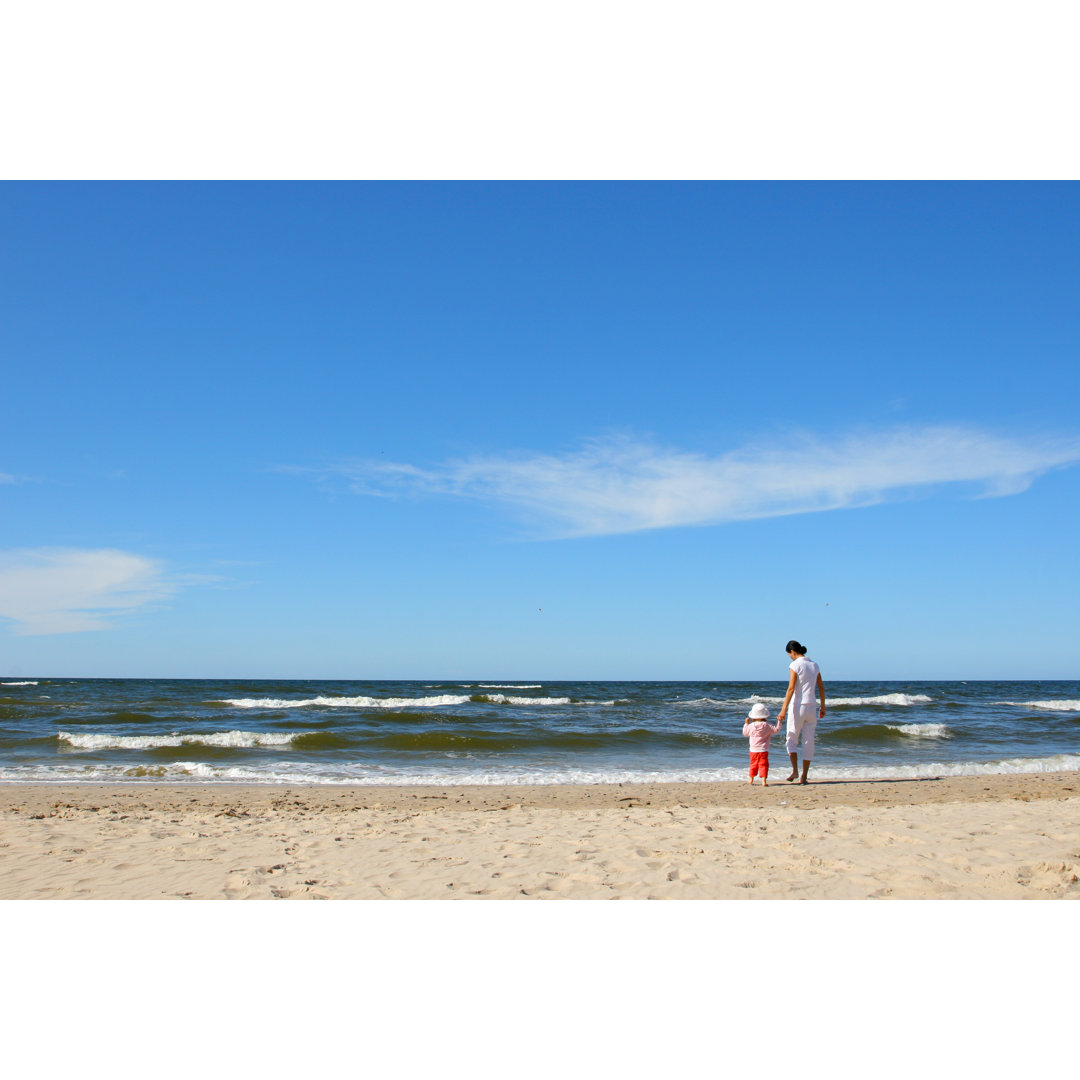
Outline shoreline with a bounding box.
[1,769,1077,809]
[3,772,1079,899]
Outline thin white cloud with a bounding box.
[304,425,1080,537]
[0,548,177,635]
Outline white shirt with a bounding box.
[789,657,821,705]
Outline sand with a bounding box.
[2,772,1079,899]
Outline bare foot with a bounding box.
[786,772,798,782]
[798,778,808,785]
[762,780,768,786]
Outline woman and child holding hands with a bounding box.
[742,640,826,785]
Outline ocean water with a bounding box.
[1,678,1078,785]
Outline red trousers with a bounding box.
[749,751,769,778]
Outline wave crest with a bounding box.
[995,699,1080,712]
[470,694,573,706]
[885,723,950,738]
[5,753,1080,785]
[58,730,307,750]
[220,694,472,709]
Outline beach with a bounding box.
[2,771,1078,899]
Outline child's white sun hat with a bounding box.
[747,703,770,719]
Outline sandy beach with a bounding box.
[2,772,1078,899]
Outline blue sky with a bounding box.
[2,182,1078,679]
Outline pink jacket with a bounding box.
[742,719,781,752]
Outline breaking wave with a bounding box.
[744,693,934,708]
[678,693,935,709]
[221,694,472,709]
[828,722,951,743]
[995,700,1080,712]
[885,723,950,738]
[4,753,1079,785]
[470,694,572,706]
[58,730,309,751]
[220,693,589,709]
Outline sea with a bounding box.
[0,678,1077,786]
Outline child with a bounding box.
[743,703,782,785]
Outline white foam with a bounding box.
[478,684,543,689]
[7,753,1079,786]
[804,754,1080,780]
[475,694,572,706]
[221,693,582,709]
[836,694,932,706]
[220,694,472,709]
[886,723,951,738]
[58,730,307,750]
[682,693,933,709]
[994,699,1080,712]
[742,693,932,707]
[0,760,757,785]
[3,681,39,686]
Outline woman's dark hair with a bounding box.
[785,640,807,655]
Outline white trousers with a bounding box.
[786,703,817,760]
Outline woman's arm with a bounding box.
[817,673,826,718]
[777,670,797,722]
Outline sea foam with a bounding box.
[710,693,933,709]
[886,723,950,738]
[471,694,572,706]
[995,700,1080,712]
[58,731,306,750]
[804,693,931,707]
[220,694,472,709]
[4,753,1079,786]
[219,692,581,709]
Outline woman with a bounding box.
[776,640,826,784]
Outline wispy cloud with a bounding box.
[291,425,1080,538]
[0,548,178,635]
